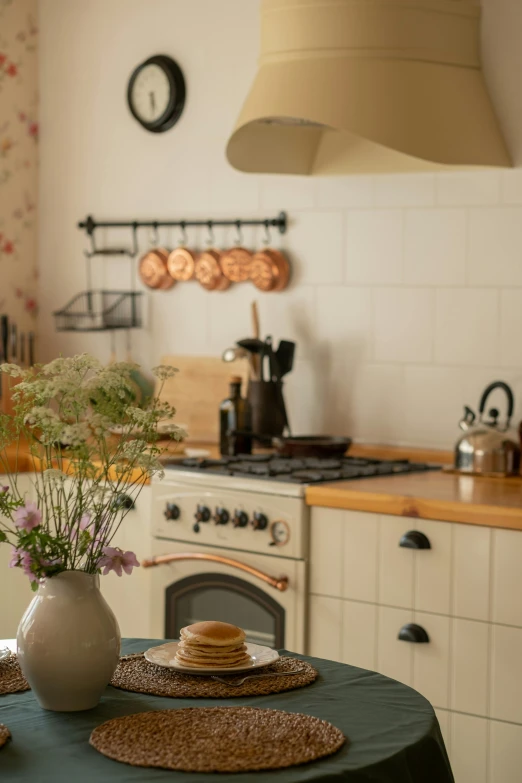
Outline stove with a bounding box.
[149,453,441,652]
[165,454,440,485]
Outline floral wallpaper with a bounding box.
[0,0,38,348]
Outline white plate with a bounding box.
[144,642,279,675]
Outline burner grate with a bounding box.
[167,454,441,484]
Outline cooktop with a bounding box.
[165,454,441,485]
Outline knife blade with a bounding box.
[28,332,35,367]
[10,323,17,363]
[0,315,8,401]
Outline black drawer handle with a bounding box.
[398,624,430,644]
[112,493,135,511]
[399,530,431,550]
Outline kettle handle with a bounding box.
[478,381,514,423]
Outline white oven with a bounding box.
[145,476,308,653]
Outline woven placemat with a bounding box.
[0,654,30,696]
[110,653,317,698]
[0,724,11,749]
[90,706,345,772]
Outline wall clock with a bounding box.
[127,55,186,133]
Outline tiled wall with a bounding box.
[38,0,522,448]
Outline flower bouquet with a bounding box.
[0,354,184,711]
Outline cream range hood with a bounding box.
[226,0,511,175]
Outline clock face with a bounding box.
[127,55,186,133]
[130,64,172,125]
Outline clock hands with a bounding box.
[149,91,156,118]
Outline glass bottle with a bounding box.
[219,376,252,456]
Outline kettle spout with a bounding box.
[459,405,476,432]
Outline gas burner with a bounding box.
[167,453,441,484]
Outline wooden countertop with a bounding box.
[306,470,522,531]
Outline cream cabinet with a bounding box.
[309,506,522,783]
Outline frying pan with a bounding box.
[272,435,352,459]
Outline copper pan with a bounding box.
[167,246,196,281]
[195,249,231,291]
[138,248,175,290]
[250,248,290,292]
[220,246,253,282]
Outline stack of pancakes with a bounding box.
[175,621,250,668]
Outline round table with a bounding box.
[0,638,454,782]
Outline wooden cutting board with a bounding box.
[157,356,249,443]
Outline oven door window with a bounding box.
[165,572,285,648]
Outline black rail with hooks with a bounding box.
[78,212,288,257]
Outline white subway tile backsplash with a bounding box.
[374,288,434,363]
[345,364,405,442]
[316,176,373,208]
[346,210,403,284]
[435,171,500,206]
[501,170,522,204]
[260,175,315,210]
[469,207,522,285]
[435,289,499,365]
[284,211,344,284]
[316,286,373,361]
[404,209,467,285]
[373,174,435,207]
[500,289,522,367]
[256,286,317,360]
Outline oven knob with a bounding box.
[251,512,268,531]
[164,503,180,521]
[193,522,200,534]
[194,505,211,523]
[232,510,249,528]
[213,507,230,525]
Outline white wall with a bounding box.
[38,0,522,448]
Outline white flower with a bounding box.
[152,365,178,381]
[0,363,25,378]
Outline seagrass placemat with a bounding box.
[90,706,346,772]
[0,724,11,748]
[0,654,29,696]
[110,653,317,698]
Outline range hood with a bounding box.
[226,0,511,175]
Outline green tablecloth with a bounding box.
[0,639,454,782]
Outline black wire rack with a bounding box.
[54,291,142,332]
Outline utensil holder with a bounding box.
[248,381,288,439]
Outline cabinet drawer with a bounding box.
[341,599,377,671]
[378,516,451,615]
[492,528,522,627]
[489,720,522,783]
[490,623,522,724]
[451,618,489,717]
[308,595,342,661]
[376,607,450,709]
[451,713,487,783]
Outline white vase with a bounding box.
[17,570,121,711]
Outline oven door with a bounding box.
[145,540,306,653]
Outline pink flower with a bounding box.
[79,513,91,531]
[99,547,139,577]
[28,122,38,139]
[0,485,8,495]
[2,240,14,254]
[9,548,36,581]
[14,501,42,531]
[6,64,17,77]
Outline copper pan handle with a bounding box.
[141,552,289,592]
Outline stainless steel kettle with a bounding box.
[455,381,521,476]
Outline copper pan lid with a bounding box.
[195,249,230,291]
[220,246,253,282]
[250,248,290,292]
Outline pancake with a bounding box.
[180,621,246,647]
[175,621,250,669]
[177,641,247,657]
[175,652,252,669]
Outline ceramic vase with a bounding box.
[17,570,120,712]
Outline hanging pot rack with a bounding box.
[78,211,287,257]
